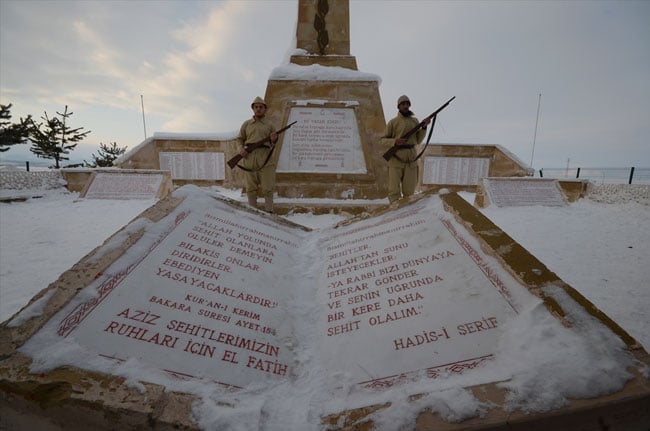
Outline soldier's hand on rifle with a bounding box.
[422,117,432,127]
[239,149,249,158]
[270,132,278,144]
[396,138,407,146]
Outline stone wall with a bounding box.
[0,170,65,190]
[117,137,243,190]
[113,137,537,199]
[419,144,534,194]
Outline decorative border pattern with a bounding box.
[56,210,190,337]
[97,353,242,390]
[441,218,519,313]
[359,354,494,389]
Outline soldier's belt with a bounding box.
[245,144,270,151]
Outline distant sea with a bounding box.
[0,144,92,170]
[0,157,85,171]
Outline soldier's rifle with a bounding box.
[382,96,455,161]
[227,121,297,169]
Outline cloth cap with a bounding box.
[397,95,411,107]
[251,96,267,108]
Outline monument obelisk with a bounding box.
[263,0,388,200]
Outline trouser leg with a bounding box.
[402,163,419,198]
[247,193,258,208]
[259,164,276,213]
[245,171,259,208]
[387,164,404,203]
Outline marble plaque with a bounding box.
[483,178,567,207]
[52,197,305,388]
[277,107,367,174]
[423,157,490,185]
[316,199,536,387]
[159,152,225,180]
[83,172,163,200]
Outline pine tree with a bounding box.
[0,104,32,152]
[86,142,127,167]
[29,105,90,168]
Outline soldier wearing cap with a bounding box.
[236,96,278,212]
[380,95,431,203]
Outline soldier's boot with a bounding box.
[247,194,258,209]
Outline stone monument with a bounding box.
[262,0,388,200]
[3,5,648,428]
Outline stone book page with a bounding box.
[50,194,307,389]
[316,199,537,388]
[38,191,539,390]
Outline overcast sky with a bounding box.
[1,0,649,169]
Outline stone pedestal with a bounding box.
[263,79,387,200]
[261,0,388,200]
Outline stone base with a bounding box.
[324,377,650,431]
[290,54,358,70]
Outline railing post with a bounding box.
[26,161,30,172]
[539,169,543,178]
[576,167,581,179]
[629,167,635,184]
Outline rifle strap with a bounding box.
[414,114,437,162]
[235,144,276,172]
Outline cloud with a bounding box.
[1,1,649,167]
[173,1,245,64]
[73,21,124,80]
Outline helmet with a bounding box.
[251,96,267,108]
[397,95,411,107]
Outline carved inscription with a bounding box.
[423,157,490,185]
[50,193,537,391]
[64,200,302,388]
[277,107,367,174]
[483,178,567,207]
[84,173,163,199]
[159,152,225,180]
[323,238,454,337]
[317,202,526,386]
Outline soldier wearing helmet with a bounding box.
[236,96,279,212]
[380,95,431,203]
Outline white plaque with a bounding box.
[423,157,490,185]
[84,172,163,200]
[483,178,567,207]
[159,152,225,180]
[53,198,305,388]
[277,107,367,173]
[317,200,536,388]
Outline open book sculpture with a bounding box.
[2,186,648,430]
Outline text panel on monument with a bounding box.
[277,106,367,174]
[316,199,536,387]
[57,198,304,388]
